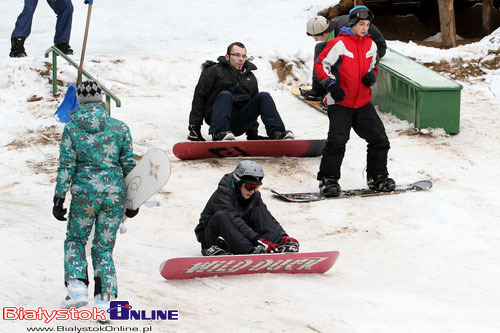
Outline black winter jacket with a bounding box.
[194,173,286,249]
[189,56,259,126]
[331,15,387,58]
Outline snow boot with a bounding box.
[277,241,299,253]
[320,177,341,197]
[271,130,295,140]
[367,175,396,192]
[202,245,231,256]
[187,124,206,141]
[299,88,323,101]
[61,279,88,309]
[202,236,232,256]
[212,131,235,141]
[252,245,267,254]
[9,37,27,58]
[55,43,73,55]
[95,293,114,322]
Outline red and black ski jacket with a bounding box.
[315,27,379,109]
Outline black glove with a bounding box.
[125,208,139,218]
[361,71,377,87]
[328,82,345,102]
[187,124,205,141]
[52,196,67,221]
[84,0,91,4]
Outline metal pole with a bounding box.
[52,51,58,95]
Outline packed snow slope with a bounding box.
[1,0,500,332]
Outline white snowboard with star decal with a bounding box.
[124,148,171,210]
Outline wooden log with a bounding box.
[318,0,353,19]
[437,0,457,48]
[482,0,493,35]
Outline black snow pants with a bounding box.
[203,206,284,254]
[318,102,390,180]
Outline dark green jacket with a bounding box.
[55,102,135,199]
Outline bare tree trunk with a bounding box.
[354,0,365,6]
[482,0,493,35]
[437,0,457,48]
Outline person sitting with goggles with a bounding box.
[194,160,299,256]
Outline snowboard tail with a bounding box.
[292,86,327,115]
[173,139,325,160]
[159,251,339,280]
[272,180,433,202]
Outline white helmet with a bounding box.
[306,16,331,36]
[233,160,264,185]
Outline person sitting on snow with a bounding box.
[314,6,395,197]
[300,14,386,102]
[187,42,294,141]
[194,160,299,255]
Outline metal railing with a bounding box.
[44,46,121,114]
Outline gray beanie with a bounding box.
[77,80,102,104]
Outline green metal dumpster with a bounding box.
[372,48,463,134]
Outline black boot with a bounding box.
[367,175,396,192]
[320,177,341,197]
[55,43,74,55]
[299,88,323,101]
[201,237,232,256]
[246,125,267,140]
[10,37,27,58]
[271,130,295,140]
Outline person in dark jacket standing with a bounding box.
[194,160,299,255]
[314,6,395,197]
[187,42,294,141]
[52,80,139,314]
[300,14,386,101]
[9,0,79,57]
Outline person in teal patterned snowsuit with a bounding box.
[52,80,138,310]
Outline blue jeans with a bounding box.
[209,91,286,137]
[12,0,73,45]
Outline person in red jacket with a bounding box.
[314,6,395,197]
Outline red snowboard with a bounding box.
[172,139,325,160]
[159,251,339,280]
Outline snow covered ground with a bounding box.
[1,0,500,332]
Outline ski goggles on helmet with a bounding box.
[349,6,374,22]
[353,10,374,21]
[243,183,261,191]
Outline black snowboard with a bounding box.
[271,180,433,202]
